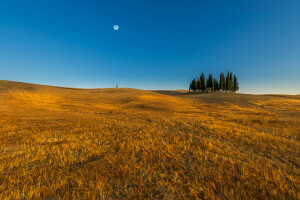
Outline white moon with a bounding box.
[113,25,119,31]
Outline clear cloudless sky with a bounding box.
[0,0,299,94]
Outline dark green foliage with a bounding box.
[200,73,206,91]
[219,73,225,91]
[190,78,197,92]
[189,72,239,93]
[197,78,201,92]
[206,79,209,90]
[234,75,239,92]
[213,79,219,92]
[207,74,213,90]
[229,72,233,91]
[226,72,230,91]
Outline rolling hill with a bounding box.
[0,80,299,199]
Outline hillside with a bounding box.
[0,80,299,199]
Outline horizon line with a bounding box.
[1,79,299,96]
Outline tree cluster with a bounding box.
[189,72,239,92]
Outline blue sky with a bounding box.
[0,0,299,94]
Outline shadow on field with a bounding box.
[151,90,190,96]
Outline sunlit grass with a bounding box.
[0,80,299,199]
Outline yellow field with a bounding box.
[0,80,299,199]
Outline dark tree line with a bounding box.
[189,72,239,92]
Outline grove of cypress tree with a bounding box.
[200,73,206,92]
[219,72,225,91]
[189,72,239,92]
[234,75,239,92]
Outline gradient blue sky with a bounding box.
[1,0,299,94]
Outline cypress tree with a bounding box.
[226,72,230,91]
[219,72,225,91]
[200,73,206,92]
[192,78,197,92]
[229,72,233,91]
[233,75,239,92]
[206,79,209,90]
[197,77,201,92]
[207,74,213,90]
[213,79,219,92]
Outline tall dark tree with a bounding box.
[190,79,193,92]
[226,72,230,91]
[196,77,201,92]
[200,73,206,92]
[206,79,209,90]
[207,74,213,90]
[219,72,225,91]
[233,75,239,92]
[229,72,233,91]
[191,78,197,92]
[213,79,219,92]
[190,80,194,91]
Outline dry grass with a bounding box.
[0,80,299,199]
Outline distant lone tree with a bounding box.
[219,72,225,91]
[233,75,239,92]
[200,73,206,92]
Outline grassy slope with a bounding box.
[0,80,299,199]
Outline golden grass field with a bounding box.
[0,80,299,199]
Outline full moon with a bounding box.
[113,25,119,31]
